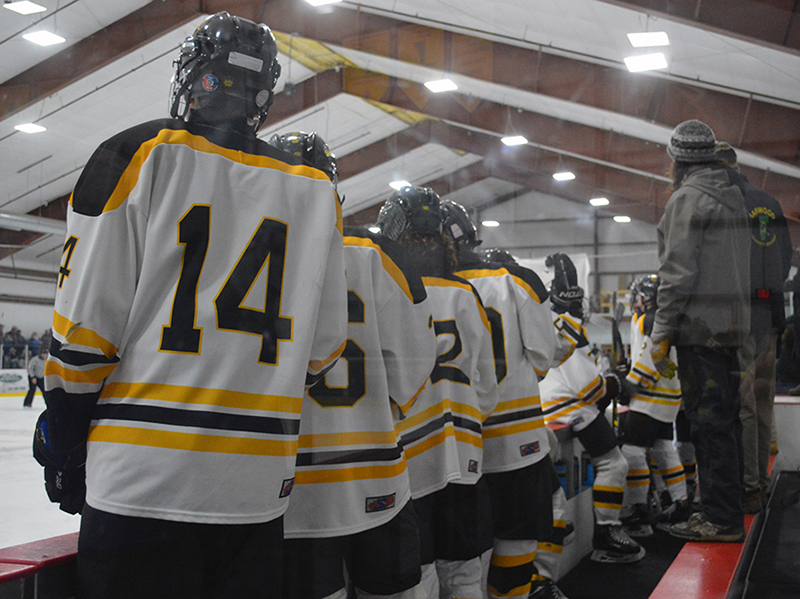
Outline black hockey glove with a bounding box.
[33,410,87,515]
[545,253,584,319]
[596,371,621,414]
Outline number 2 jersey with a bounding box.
[44,118,347,524]
[284,228,436,538]
[454,257,556,473]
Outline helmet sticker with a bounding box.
[228,51,264,72]
[202,74,219,91]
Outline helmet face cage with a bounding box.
[170,12,282,131]
[268,131,340,198]
[480,247,517,265]
[441,200,480,249]
[377,186,443,241]
[631,274,659,313]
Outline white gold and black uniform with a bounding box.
[44,118,348,525]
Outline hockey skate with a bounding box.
[590,524,646,563]
[620,503,654,538]
[654,499,693,532]
[529,578,570,599]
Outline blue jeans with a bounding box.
[677,346,744,529]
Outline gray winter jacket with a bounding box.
[653,165,750,349]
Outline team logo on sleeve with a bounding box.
[202,74,219,91]
[468,459,479,474]
[366,493,396,513]
[520,441,541,456]
[279,477,295,498]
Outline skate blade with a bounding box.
[590,546,646,564]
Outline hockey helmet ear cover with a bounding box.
[546,253,584,316]
[377,186,443,241]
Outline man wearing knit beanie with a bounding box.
[650,119,751,542]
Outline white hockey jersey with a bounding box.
[540,334,608,432]
[284,229,436,538]
[44,119,347,524]
[626,311,682,423]
[455,259,555,473]
[395,275,499,499]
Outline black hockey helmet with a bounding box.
[630,274,660,313]
[480,247,517,265]
[268,131,342,203]
[170,12,282,133]
[377,186,443,241]
[545,253,584,318]
[441,200,481,249]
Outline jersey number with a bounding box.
[160,205,292,364]
[484,307,507,384]
[430,319,470,385]
[308,291,367,407]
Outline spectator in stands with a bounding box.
[23,349,48,408]
[716,142,792,513]
[652,120,750,543]
[28,332,41,358]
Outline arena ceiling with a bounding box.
[1,0,799,282]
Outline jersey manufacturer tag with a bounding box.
[280,477,295,498]
[520,441,540,456]
[365,493,396,513]
[468,459,479,473]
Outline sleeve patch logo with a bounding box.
[520,441,541,456]
[365,493,396,513]
[279,477,295,498]
[468,459,479,473]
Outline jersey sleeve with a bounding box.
[507,264,557,378]
[467,285,500,419]
[552,313,589,368]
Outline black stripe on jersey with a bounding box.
[593,488,623,506]
[343,226,428,305]
[483,406,543,428]
[399,412,482,447]
[631,365,658,386]
[49,339,120,367]
[541,396,584,417]
[456,254,548,304]
[560,321,590,348]
[295,445,403,467]
[637,389,682,401]
[93,403,300,436]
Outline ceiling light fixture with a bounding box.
[589,197,609,206]
[501,135,528,146]
[304,0,342,5]
[22,30,66,46]
[424,78,458,93]
[624,52,668,73]
[614,215,631,223]
[627,32,670,47]
[553,171,575,182]
[482,220,500,227]
[14,123,46,134]
[4,1,46,15]
[389,180,411,190]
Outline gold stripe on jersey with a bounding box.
[396,397,484,431]
[421,276,492,333]
[401,427,454,460]
[309,340,347,375]
[87,128,332,215]
[395,381,427,417]
[88,424,298,456]
[455,268,544,303]
[295,461,407,485]
[344,235,415,302]
[482,418,543,439]
[44,360,117,385]
[53,311,118,359]
[455,428,483,448]
[100,381,303,414]
[298,430,399,449]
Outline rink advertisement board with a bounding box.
[0,369,28,395]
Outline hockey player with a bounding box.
[380,187,499,599]
[540,254,644,564]
[33,14,347,599]
[619,275,690,536]
[441,205,561,599]
[271,132,437,599]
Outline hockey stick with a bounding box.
[610,299,626,433]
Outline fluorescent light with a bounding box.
[501,135,528,146]
[482,220,500,227]
[368,226,381,234]
[553,171,575,182]
[614,215,631,223]
[589,197,609,206]
[389,180,411,190]
[624,52,668,73]
[627,32,670,47]
[4,1,47,15]
[14,123,46,133]
[304,0,342,5]
[22,30,66,46]
[424,79,458,93]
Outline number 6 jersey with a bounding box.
[45,118,347,524]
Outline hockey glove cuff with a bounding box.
[33,410,87,515]
[650,338,677,379]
